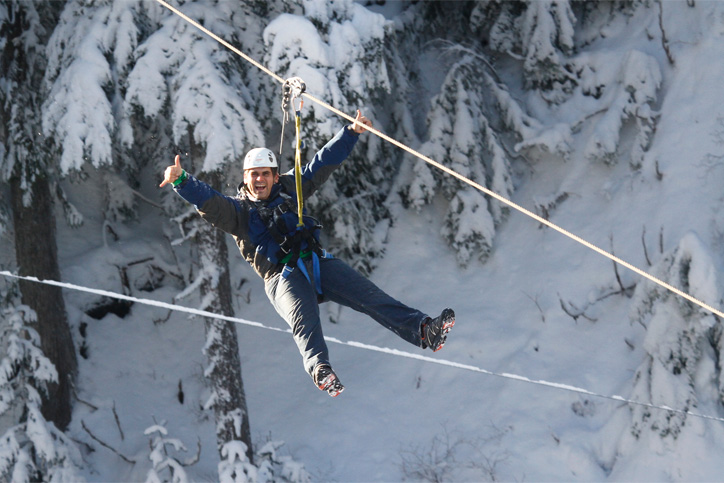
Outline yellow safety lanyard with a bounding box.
[293,102,304,227]
[280,77,307,227]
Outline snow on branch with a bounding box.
[618,233,721,452]
[441,189,495,266]
[0,305,83,481]
[126,1,264,173]
[520,0,577,92]
[484,76,572,159]
[42,1,141,174]
[580,50,662,168]
[144,421,200,482]
[412,53,576,265]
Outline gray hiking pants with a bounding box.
[264,256,427,377]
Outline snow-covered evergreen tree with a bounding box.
[43,0,178,221]
[415,59,513,266]
[217,439,311,483]
[254,440,311,483]
[579,49,661,168]
[1,0,56,197]
[144,423,192,483]
[126,1,264,174]
[1,0,78,431]
[255,0,579,268]
[478,0,577,100]
[599,233,724,474]
[0,304,84,482]
[43,0,137,212]
[218,440,257,483]
[479,0,661,169]
[384,0,578,266]
[126,0,261,465]
[520,0,577,94]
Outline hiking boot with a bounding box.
[313,364,344,397]
[421,308,455,352]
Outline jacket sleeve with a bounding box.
[174,174,247,236]
[282,126,359,199]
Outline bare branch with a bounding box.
[82,420,135,464]
[534,192,572,227]
[70,437,95,454]
[609,235,636,297]
[571,108,608,134]
[656,0,676,65]
[131,187,165,211]
[104,221,119,242]
[127,257,155,267]
[153,310,173,325]
[642,226,652,267]
[181,438,202,467]
[434,39,503,84]
[655,160,664,181]
[558,295,597,323]
[113,401,125,441]
[523,291,546,323]
[71,378,98,411]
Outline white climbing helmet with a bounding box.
[243,147,277,170]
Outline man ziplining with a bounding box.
[160,110,455,397]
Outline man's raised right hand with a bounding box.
[159,155,184,188]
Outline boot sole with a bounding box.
[318,374,345,397]
[433,309,456,352]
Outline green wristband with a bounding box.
[172,169,188,187]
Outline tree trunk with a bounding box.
[188,133,253,463]
[198,214,254,463]
[10,173,77,431]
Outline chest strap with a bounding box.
[251,195,327,294]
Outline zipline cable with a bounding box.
[3,269,724,424]
[154,0,284,84]
[153,0,724,321]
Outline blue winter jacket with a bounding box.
[174,125,359,281]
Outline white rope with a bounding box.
[3,269,724,424]
[153,0,724,321]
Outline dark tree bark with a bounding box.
[10,173,78,430]
[198,211,254,463]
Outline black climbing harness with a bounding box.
[251,192,329,297]
[263,76,331,296]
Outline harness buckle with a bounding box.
[279,238,294,255]
[277,202,291,215]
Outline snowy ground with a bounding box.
[5,1,724,481]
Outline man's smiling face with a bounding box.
[244,167,279,201]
